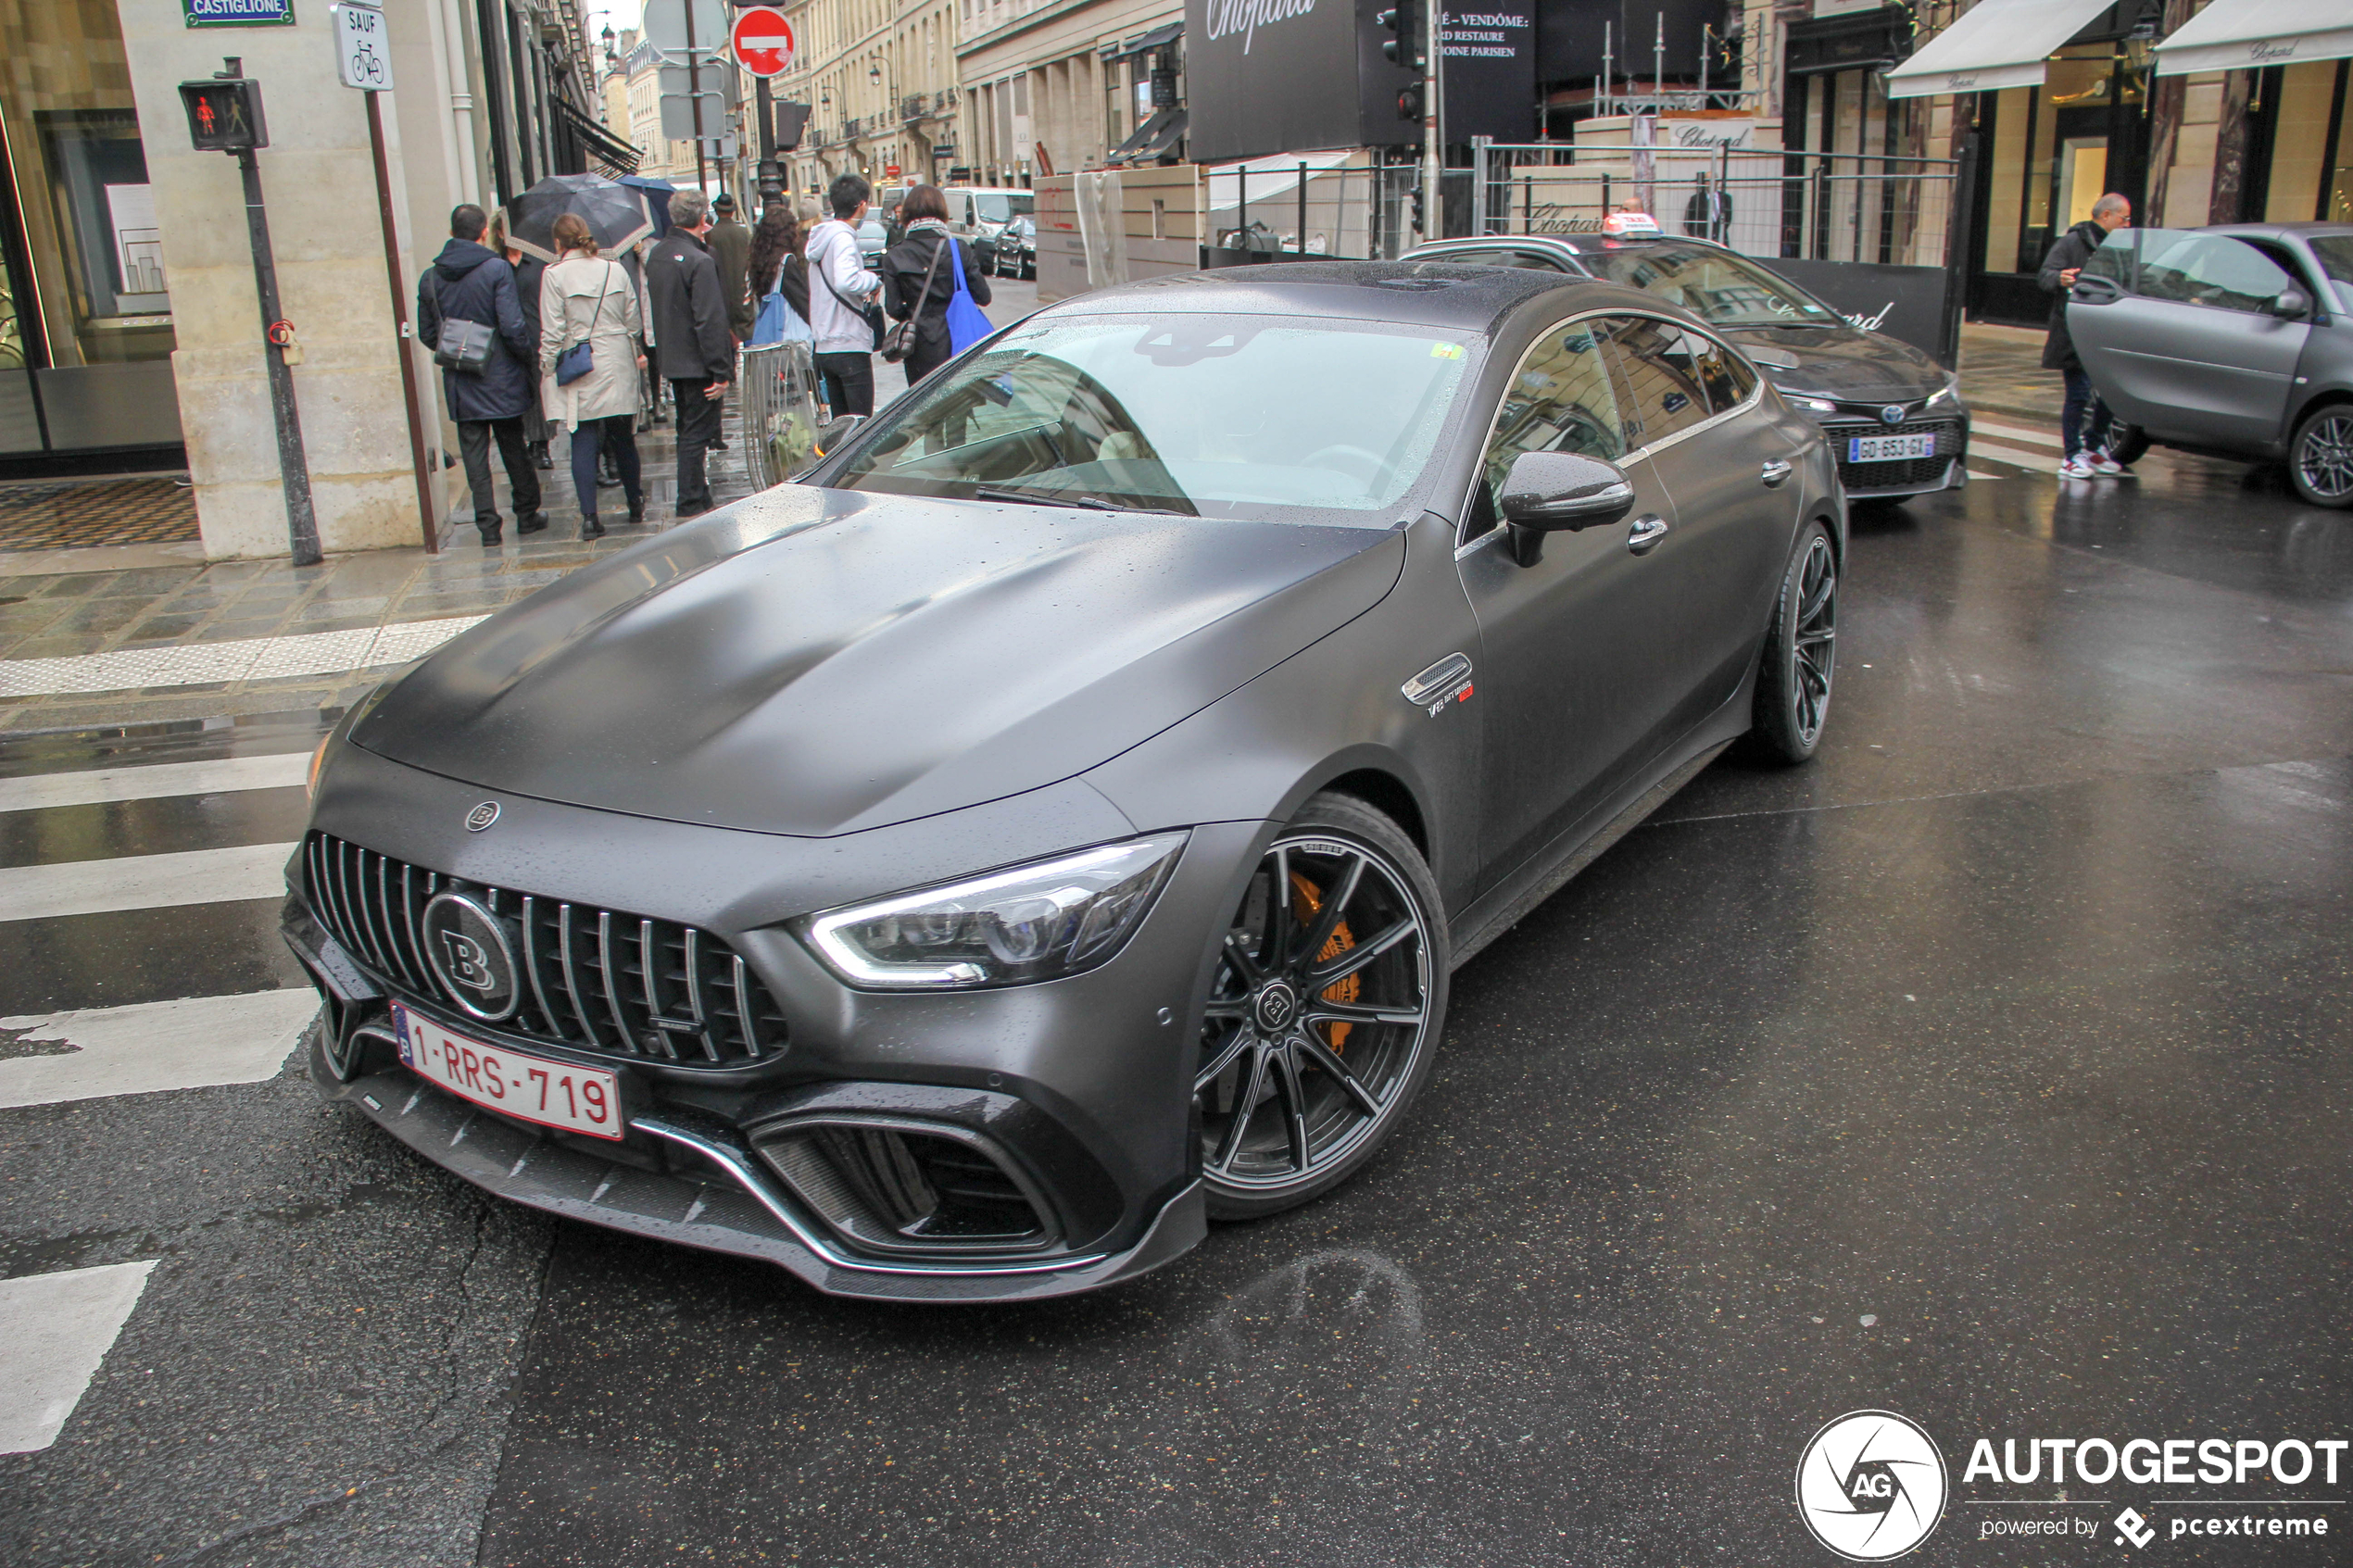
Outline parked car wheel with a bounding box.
[1196,793,1446,1221]
[2101,423,2151,468]
[2288,405,2353,508]
[1750,521,1838,764]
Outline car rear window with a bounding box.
[2309,236,2353,311]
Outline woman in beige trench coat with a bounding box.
[539,213,647,538]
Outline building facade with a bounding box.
[770,0,964,195]
[0,0,619,558]
[957,0,1184,187]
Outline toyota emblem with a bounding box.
[1880,404,1906,426]
[465,801,500,832]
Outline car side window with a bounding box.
[1465,319,1629,540]
[1681,329,1756,415]
[1597,315,1714,448]
[2131,233,2298,314]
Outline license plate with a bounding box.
[394,1005,623,1140]
[1848,433,1937,463]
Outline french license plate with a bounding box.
[1848,433,1937,463]
[394,1005,623,1140]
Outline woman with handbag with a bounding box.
[881,184,993,384]
[746,205,812,345]
[539,213,648,540]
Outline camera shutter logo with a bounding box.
[1795,1410,1947,1561]
[421,891,521,1022]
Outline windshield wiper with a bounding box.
[973,486,1189,516]
[974,485,1119,510]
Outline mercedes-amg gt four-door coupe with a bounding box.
[286,262,1845,1302]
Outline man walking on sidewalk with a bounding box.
[708,193,752,455]
[644,191,735,521]
[806,174,882,418]
[2039,192,2133,480]
[419,204,547,546]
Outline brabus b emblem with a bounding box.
[465,801,500,832]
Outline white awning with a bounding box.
[1883,0,2118,99]
[2153,0,2353,77]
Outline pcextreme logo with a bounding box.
[1796,1410,1950,1561]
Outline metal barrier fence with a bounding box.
[737,340,824,492]
[1467,140,1962,270]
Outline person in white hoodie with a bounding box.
[804,173,883,417]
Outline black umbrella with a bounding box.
[502,173,656,263]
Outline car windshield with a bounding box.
[973,193,1036,223]
[1579,244,1842,327]
[828,312,1476,522]
[2307,236,2353,311]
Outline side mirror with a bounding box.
[812,413,865,458]
[2271,287,2312,320]
[1498,451,1637,566]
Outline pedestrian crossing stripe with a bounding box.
[0,614,487,699]
[0,841,296,922]
[0,752,312,814]
[0,1261,157,1454]
[0,989,318,1109]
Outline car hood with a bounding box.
[353,484,1403,838]
[1715,323,1948,402]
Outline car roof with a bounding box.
[2199,221,2353,243]
[1410,233,1738,262]
[1048,260,1675,334]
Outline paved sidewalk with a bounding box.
[0,402,762,735]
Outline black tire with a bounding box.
[1750,520,1838,764]
[1196,792,1448,1221]
[2102,422,2150,467]
[2287,404,2353,508]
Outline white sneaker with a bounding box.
[2088,454,2129,476]
[2057,456,2095,479]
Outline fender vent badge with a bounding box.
[1401,653,1475,717]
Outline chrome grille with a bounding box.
[304,832,787,1069]
[1832,417,1960,492]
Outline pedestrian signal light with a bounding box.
[181,76,268,152]
[1398,85,1425,122]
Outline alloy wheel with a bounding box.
[1791,534,1838,748]
[2296,411,2353,502]
[1196,834,1434,1200]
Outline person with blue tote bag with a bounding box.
[881,184,992,384]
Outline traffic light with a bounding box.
[1410,184,1427,233]
[1379,0,1421,69]
[180,75,268,152]
[1398,84,1424,123]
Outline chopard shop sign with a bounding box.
[1203,0,1318,53]
[1186,0,1419,161]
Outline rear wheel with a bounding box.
[1750,521,1838,764]
[1195,794,1446,1220]
[2288,405,2353,508]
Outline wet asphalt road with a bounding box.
[1,453,2348,1567]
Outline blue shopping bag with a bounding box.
[945,240,993,355]
[751,288,813,347]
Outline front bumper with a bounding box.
[1820,411,1970,498]
[285,740,1259,1301]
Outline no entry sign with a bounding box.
[732,6,794,78]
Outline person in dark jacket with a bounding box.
[710,193,754,344]
[1682,172,1730,242]
[881,183,992,385]
[494,215,553,471]
[2038,192,2133,478]
[417,204,546,545]
[643,190,736,520]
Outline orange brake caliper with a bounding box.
[1289,872,1359,1051]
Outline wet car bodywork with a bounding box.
[1409,233,1969,500]
[284,262,1844,1301]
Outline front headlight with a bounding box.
[1775,384,1838,415]
[801,832,1189,989]
[1925,375,1962,410]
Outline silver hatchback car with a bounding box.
[2068,223,2353,508]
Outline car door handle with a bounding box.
[1760,460,1793,487]
[1626,514,1669,555]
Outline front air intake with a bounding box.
[753,1119,1058,1259]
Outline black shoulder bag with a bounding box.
[423,270,495,375]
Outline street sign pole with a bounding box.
[729,6,795,210]
[183,57,319,567]
[756,76,782,208]
[686,0,707,192]
[333,3,437,554]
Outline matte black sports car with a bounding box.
[1410,234,1969,501]
[285,261,1844,1302]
